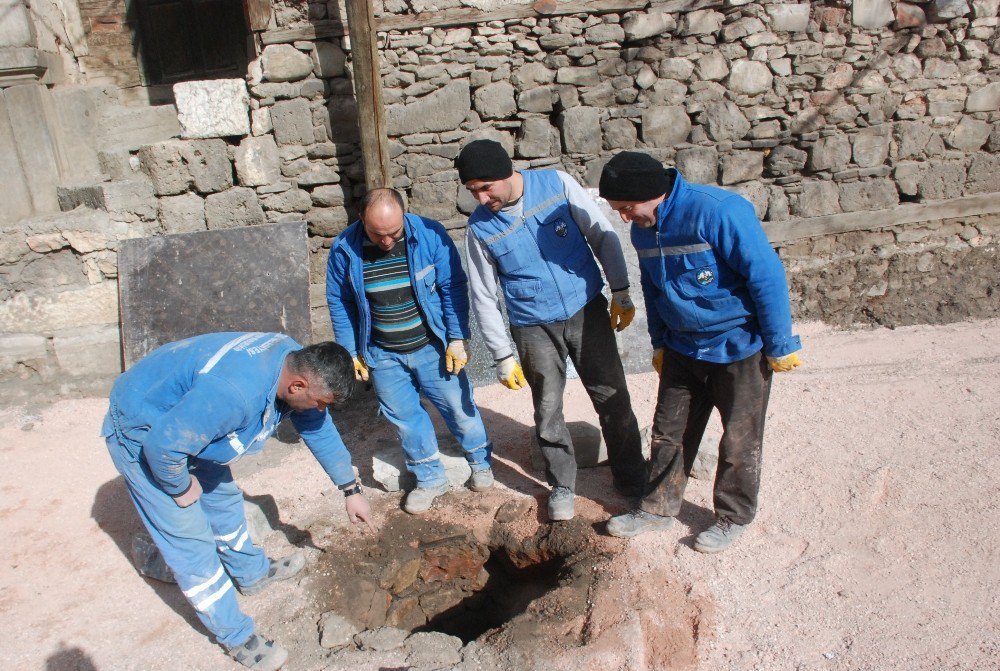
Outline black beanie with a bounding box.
[455,139,514,184]
[599,152,671,202]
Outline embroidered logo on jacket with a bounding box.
[555,222,568,237]
[697,269,715,286]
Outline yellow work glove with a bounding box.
[496,356,527,390]
[767,352,801,373]
[352,356,369,382]
[610,289,636,332]
[445,340,469,375]
[652,347,664,375]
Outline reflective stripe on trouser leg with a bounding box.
[104,434,255,648]
[192,459,269,589]
[410,341,493,471]
[370,346,448,487]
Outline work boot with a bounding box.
[694,517,746,554]
[227,633,288,671]
[403,482,451,514]
[547,486,575,521]
[239,552,305,596]
[606,509,673,538]
[468,467,494,492]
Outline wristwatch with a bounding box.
[342,483,363,497]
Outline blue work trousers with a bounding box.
[369,341,492,487]
[104,423,269,648]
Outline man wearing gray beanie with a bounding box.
[456,139,647,522]
[599,151,802,553]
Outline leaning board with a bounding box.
[118,222,311,367]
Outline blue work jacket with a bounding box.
[467,169,604,326]
[635,170,801,363]
[326,213,470,363]
[103,332,357,496]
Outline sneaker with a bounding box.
[239,552,305,596]
[227,633,288,671]
[606,509,673,538]
[403,482,451,514]
[468,467,494,492]
[694,518,746,554]
[547,486,575,521]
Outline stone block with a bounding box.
[894,162,924,196]
[701,101,751,142]
[517,87,554,113]
[728,180,769,219]
[52,324,121,379]
[585,22,625,44]
[894,121,934,160]
[676,146,719,185]
[838,178,898,213]
[205,187,265,229]
[794,180,842,217]
[767,3,811,32]
[641,106,691,148]
[622,11,676,40]
[602,118,637,150]
[310,184,347,207]
[728,59,773,96]
[766,145,807,176]
[101,178,158,223]
[312,41,346,78]
[271,98,315,146]
[296,166,341,187]
[556,66,599,87]
[559,106,601,154]
[0,334,48,376]
[895,3,927,27]
[0,90,33,221]
[658,57,695,80]
[517,117,552,158]
[853,0,895,29]
[965,152,1000,194]
[512,63,556,91]
[181,139,233,194]
[808,134,852,172]
[966,82,1000,112]
[722,16,766,42]
[137,141,191,196]
[2,84,60,214]
[387,80,471,136]
[681,9,724,35]
[262,188,311,213]
[410,181,458,221]
[320,612,361,649]
[158,193,206,234]
[235,136,281,187]
[696,52,729,81]
[538,33,574,50]
[946,117,991,151]
[852,127,890,168]
[928,0,971,19]
[243,499,273,542]
[306,206,349,237]
[173,79,250,139]
[473,81,516,119]
[720,151,764,185]
[262,44,314,83]
[0,283,117,333]
[918,162,966,200]
[99,102,181,153]
[0,2,35,48]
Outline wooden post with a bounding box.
[343,0,391,190]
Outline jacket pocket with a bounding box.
[488,234,534,275]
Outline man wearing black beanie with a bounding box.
[456,139,647,522]
[599,151,802,553]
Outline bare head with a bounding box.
[359,188,406,251]
[278,342,355,412]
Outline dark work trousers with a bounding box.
[640,348,773,526]
[510,294,647,492]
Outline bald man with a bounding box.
[326,188,494,514]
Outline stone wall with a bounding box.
[0,0,998,401]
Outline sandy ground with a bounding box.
[1,319,998,671]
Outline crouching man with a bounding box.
[599,152,802,553]
[102,332,375,670]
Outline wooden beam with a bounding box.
[765,193,1000,245]
[343,0,391,190]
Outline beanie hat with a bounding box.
[599,152,671,202]
[455,140,514,184]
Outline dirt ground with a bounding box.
[1,319,999,671]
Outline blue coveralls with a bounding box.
[326,214,492,486]
[101,332,358,648]
[633,170,801,524]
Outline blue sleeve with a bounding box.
[290,409,357,487]
[709,196,801,358]
[142,376,248,496]
[638,261,668,350]
[326,240,360,357]
[426,218,471,340]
